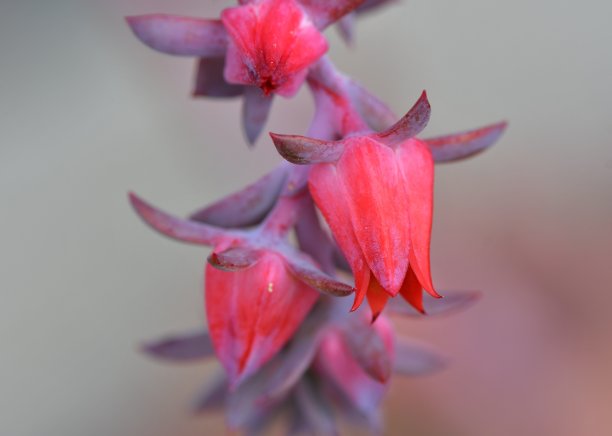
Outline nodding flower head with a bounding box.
[221,0,328,97]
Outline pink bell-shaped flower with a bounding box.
[221,0,328,97]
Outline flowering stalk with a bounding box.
[127,0,506,433]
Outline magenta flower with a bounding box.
[126,0,508,433]
[126,1,366,143]
[129,190,352,387]
[221,0,328,97]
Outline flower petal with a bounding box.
[270,133,344,164]
[189,164,288,228]
[242,86,274,145]
[193,57,244,98]
[129,192,229,246]
[205,253,318,387]
[366,276,390,322]
[398,266,425,314]
[373,91,430,146]
[396,139,439,297]
[222,0,327,96]
[425,121,508,163]
[142,330,214,362]
[336,137,410,295]
[394,339,447,376]
[126,15,227,56]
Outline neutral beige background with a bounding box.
[1,0,611,435]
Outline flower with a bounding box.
[221,0,328,97]
[129,190,353,387]
[271,92,437,318]
[126,1,368,143]
[205,250,318,385]
[271,91,507,319]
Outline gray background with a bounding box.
[1,0,611,435]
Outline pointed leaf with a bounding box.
[193,57,244,98]
[425,121,508,163]
[343,314,392,382]
[142,330,214,362]
[260,303,328,402]
[389,290,481,317]
[129,192,230,246]
[190,164,288,227]
[336,13,356,45]
[242,86,274,145]
[299,0,366,29]
[192,374,227,413]
[208,247,262,271]
[294,380,338,435]
[373,91,430,145]
[285,251,354,297]
[346,79,397,131]
[205,253,318,387]
[315,329,387,415]
[126,15,227,56]
[394,339,447,376]
[270,133,344,164]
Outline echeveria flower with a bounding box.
[126,1,368,144]
[221,0,328,97]
[129,191,353,386]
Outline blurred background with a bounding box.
[1,0,611,434]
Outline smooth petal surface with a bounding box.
[373,91,431,146]
[398,266,425,314]
[337,137,410,295]
[299,0,365,29]
[126,15,227,56]
[222,0,328,96]
[242,86,274,145]
[396,139,439,297]
[129,192,229,246]
[425,121,507,163]
[190,164,288,228]
[193,57,244,98]
[270,133,344,164]
[205,253,318,387]
[394,339,447,376]
[142,330,215,362]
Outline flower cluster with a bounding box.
[127,0,506,433]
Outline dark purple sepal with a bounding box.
[189,164,289,228]
[425,121,507,163]
[142,330,215,362]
